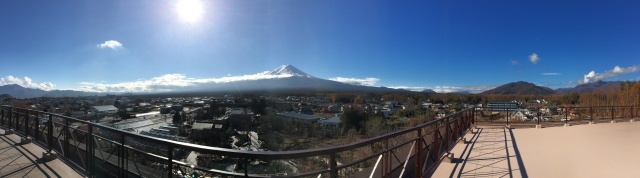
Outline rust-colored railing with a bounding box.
[475,106,638,127]
[0,105,475,177]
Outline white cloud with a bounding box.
[578,65,639,84]
[328,77,379,86]
[0,76,55,91]
[387,86,431,92]
[529,53,539,64]
[97,40,123,49]
[511,60,518,66]
[78,73,301,93]
[388,85,497,94]
[541,73,561,76]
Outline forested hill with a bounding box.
[481,81,555,95]
[555,81,621,94]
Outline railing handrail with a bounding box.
[0,105,471,160]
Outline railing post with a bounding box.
[445,118,450,151]
[611,107,615,122]
[8,107,12,129]
[537,107,541,126]
[168,145,173,178]
[1,107,4,126]
[119,133,125,177]
[244,159,249,177]
[35,112,39,139]
[466,110,470,129]
[565,107,568,124]
[86,124,93,177]
[590,107,593,122]
[329,153,337,178]
[14,108,18,131]
[48,114,53,152]
[25,110,29,136]
[431,122,440,166]
[472,108,475,126]
[64,118,69,158]
[507,109,510,126]
[415,127,422,178]
[384,139,389,177]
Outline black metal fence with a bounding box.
[0,105,474,178]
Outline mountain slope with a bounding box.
[0,94,14,101]
[0,84,99,98]
[481,81,555,95]
[555,81,621,94]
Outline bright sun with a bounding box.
[176,0,204,24]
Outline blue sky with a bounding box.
[1,0,639,93]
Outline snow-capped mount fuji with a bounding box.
[189,65,399,93]
[261,64,316,78]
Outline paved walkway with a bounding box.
[433,127,524,178]
[434,120,640,178]
[0,128,83,178]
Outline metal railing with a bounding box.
[0,105,475,177]
[475,106,638,127]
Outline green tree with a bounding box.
[364,116,387,138]
[172,111,182,125]
[414,106,426,116]
[250,98,267,115]
[340,107,368,134]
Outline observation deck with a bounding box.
[0,105,637,177]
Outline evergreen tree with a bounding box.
[173,111,182,125]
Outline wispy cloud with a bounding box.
[511,60,518,66]
[0,76,55,91]
[388,85,497,94]
[78,73,301,92]
[328,77,379,86]
[541,73,561,76]
[97,40,123,49]
[529,53,539,64]
[578,65,639,84]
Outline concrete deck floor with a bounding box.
[0,128,83,178]
[433,120,640,178]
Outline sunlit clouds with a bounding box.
[529,53,539,64]
[78,73,299,93]
[388,85,498,93]
[97,40,123,50]
[328,77,379,86]
[578,65,640,84]
[0,76,55,91]
[541,73,562,76]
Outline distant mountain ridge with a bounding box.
[0,65,402,98]
[481,81,555,95]
[555,81,621,94]
[0,84,99,98]
[421,89,437,93]
[3,65,630,98]
[0,94,14,100]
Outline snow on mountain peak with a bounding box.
[262,64,315,78]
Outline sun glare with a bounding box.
[176,0,204,24]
